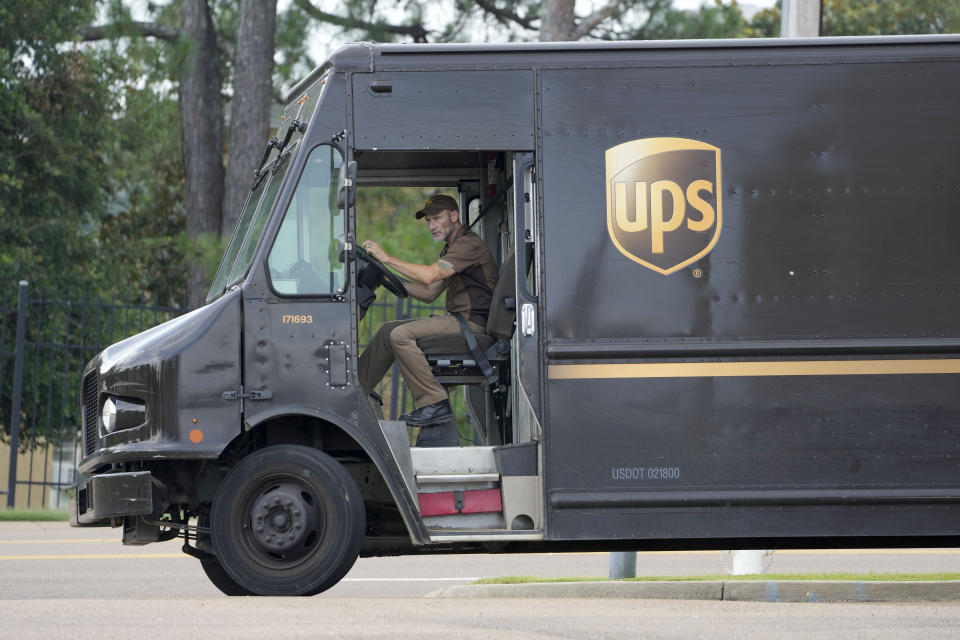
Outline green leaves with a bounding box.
[822,0,960,36]
[0,2,112,296]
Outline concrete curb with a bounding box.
[425,580,960,603]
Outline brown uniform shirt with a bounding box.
[440,227,498,326]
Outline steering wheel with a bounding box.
[355,245,408,298]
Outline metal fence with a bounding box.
[0,282,444,510]
[0,282,184,510]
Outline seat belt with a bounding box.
[453,314,499,388]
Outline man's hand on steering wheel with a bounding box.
[357,240,408,298]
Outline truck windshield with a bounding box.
[205,142,298,302]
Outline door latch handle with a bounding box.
[521,303,536,337]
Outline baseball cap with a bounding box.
[415,194,459,219]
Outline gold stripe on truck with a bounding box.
[548,359,960,380]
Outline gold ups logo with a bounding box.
[606,138,722,275]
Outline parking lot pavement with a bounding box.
[3,521,960,600]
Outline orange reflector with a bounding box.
[189,429,204,444]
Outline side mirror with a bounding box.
[337,160,357,210]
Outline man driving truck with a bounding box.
[358,194,498,427]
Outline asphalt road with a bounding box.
[2,522,960,638]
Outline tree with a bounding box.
[223,0,278,239]
[78,0,280,309]
[0,1,114,295]
[822,0,960,35]
[177,0,226,307]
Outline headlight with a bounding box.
[100,396,147,435]
[101,397,117,434]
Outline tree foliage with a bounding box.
[0,2,113,296]
[748,0,960,37]
[822,0,960,35]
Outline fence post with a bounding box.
[6,281,28,509]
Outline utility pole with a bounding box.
[609,552,636,579]
[781,0,822,38]
[718,0,822,570]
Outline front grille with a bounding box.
[82,372,99,456]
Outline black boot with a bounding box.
[400,399,452,426]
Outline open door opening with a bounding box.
[352,149,543,538]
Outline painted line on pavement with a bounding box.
[0,554,188,560]
[519,549,960,557]
[0,539,118,545]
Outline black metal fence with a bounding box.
[1,282,445,510]
[0,282,184,510]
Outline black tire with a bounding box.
[200,558,256,596]
[196,514,255,596]
[210,445,365,596]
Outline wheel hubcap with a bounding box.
[249,483,317,555]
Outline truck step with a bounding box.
[428,530,545,543]
[416,472,500,484]
[410,446,497,475]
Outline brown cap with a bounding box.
[415,194,459,219]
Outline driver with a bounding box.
[358,194,498,427]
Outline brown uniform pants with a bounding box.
[358,315,485,408]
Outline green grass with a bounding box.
[475,572,960,585]
[0,509,70,522]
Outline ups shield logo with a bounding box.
[606,138,722,275]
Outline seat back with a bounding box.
[485,252,516,340]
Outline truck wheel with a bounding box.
[210,445,365,596]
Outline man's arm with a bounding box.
[403,279,446,303]
[363,240,457,288]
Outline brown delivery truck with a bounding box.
[72,35,960,596]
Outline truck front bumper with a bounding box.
[69,471,153,527]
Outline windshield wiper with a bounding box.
[277,119,307,153]
[252,119,308,185]
[253,137,280,183]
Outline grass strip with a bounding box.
[0,509,70,522]
[475,572,960,585]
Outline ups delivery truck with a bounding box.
[72,36,960,596]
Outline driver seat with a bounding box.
[416,252,516,387]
